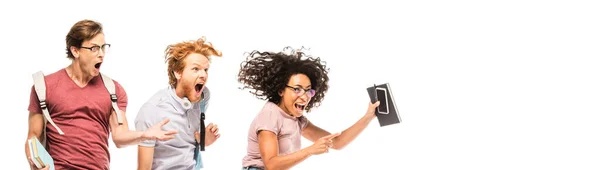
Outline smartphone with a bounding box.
[376,87,389,114]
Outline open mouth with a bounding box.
[94,62,102,69]
[294,103,306,112]
[195,83,204,93]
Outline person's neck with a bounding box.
[277,102,295,117]
[66,62,94,87]
[175,84,186,99]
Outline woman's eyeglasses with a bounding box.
[286,85,316,98]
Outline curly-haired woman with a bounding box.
[238,47,380,170]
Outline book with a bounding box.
[28,136,55,170]
[367,83,402,127]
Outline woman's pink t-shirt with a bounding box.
[242,101,308,168]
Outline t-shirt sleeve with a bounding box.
[253,106,281,136]
[28,85,42,114]
[134,103,157,147]
[113,80,128,112]
[299,116,309,130]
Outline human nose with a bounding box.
[299,90,309,100]
[97,48,105,58]
[197,69,207,79]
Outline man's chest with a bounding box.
[161,108,203,145]
[47,84,113,120]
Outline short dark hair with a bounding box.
[237,47,330,112]
[65,20,103,59]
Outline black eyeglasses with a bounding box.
[286,85,316,98]
[80,44,111,54]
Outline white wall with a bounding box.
[1,0,599,169]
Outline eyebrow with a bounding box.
[88,43,104,46]
[292,84,312,89]
[191,62,209,68]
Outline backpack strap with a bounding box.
[199,88,210,151]
[32,71,65,135]
[200,111,206,151]
[100,73,123,125]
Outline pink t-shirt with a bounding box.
[242,101,308,168]
[28,68,127,170]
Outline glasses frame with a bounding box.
[80,44,111,54]
[286,85,316,98]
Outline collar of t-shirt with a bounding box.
[268,101,305,121]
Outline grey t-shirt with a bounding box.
[241,101,308,168]
[134,86,210,170]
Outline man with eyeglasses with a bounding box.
[24,19,177,170]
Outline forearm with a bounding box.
[333,115,374,150]
[113,130,144,148]
[24,132,38,158]
[25,133,43,170]
[137,162,152,170]
[26,113,44,160]
[24,141,34,170]
[137,146,154,170]
[25,113,43,170]
[265,148,312,170]
[137,158,152,170]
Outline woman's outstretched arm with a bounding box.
[259,130,340,170]
[302,101,380,150]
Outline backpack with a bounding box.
[32,71,124,147]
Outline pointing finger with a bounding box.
[165,130,178,135]
[158,119,171,126]
[323,132,341,140]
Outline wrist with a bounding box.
[300,147,313,157]
[139,131,150,141]
[363,114,376,122]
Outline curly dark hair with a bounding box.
[237,47,330,112]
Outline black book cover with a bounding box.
[367,83,402,127]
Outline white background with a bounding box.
[1,0,599,169]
